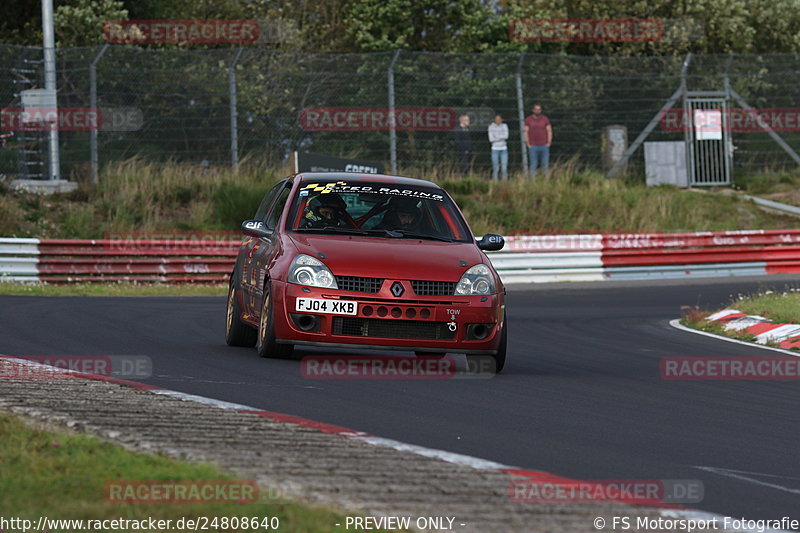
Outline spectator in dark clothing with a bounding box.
[453,114,473,177]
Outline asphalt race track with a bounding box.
[2,276,799,522]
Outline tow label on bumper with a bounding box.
[296,297,357,315]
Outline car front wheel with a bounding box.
[256,281,294,359]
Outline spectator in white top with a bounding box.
[487,114,509,181]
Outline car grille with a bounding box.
[335,276,383,293]
[332,317,456,340]
[411,280,457,296]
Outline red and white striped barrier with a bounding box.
[496,229,800,283]
[2,229,800,284]
[705,309,800,350]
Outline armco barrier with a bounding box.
[2,230,800,284]
[0,238,237,283]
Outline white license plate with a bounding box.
[295,297,357,315]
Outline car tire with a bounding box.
[467,319,506,374]
[225,277,257,347]
[492,319,508,373]
[256,281,294,359]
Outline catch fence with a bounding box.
[1,46,800,181]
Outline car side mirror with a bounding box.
[477,234,505,251]
[241,219,272,239]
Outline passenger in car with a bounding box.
[375,197,425,232]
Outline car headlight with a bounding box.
[455,264,496,295]
[288,254,338,289]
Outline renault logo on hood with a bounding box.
[390,281,405,297]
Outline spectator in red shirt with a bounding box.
[523,104,552,175]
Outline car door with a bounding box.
[248,180,294,315]
[240,180,287,316]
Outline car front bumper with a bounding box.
[272,280,504,354]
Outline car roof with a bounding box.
[295,172,440,189]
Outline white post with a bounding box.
[41,0,60,180]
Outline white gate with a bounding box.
[685,94,733,186]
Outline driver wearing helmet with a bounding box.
[302,193,350,228]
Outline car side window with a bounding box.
[254,181,285,221]
[265,186,292,230]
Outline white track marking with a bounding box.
[349,435,512,470]
[669,319,800,358]
[695,466,800,495]
[149,389,257,411]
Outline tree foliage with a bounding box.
[2,0,800,54]
[55,0,128,46]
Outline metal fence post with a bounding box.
[41,0,60,180]
[722,53,735,183]
[516,53,528,175]
[388,50,401,174]
[89,44,109,185]
[681,53,693,185]
[229,48,244,169]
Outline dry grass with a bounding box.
[0,158,797,238]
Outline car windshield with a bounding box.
[286,180,473,242]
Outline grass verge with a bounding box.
[726,290,800,324]
[0,411,398,532]
[1,159,799,238]
[736,168,800,208]
[0,282,227,297]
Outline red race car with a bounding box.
[225,173,507,373]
